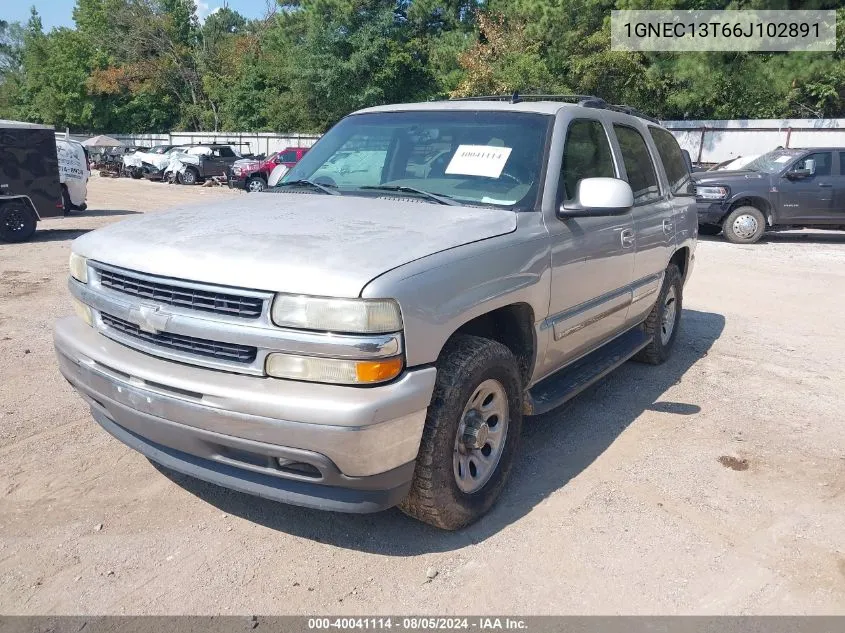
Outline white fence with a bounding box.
[663,119,845,164]
[111,132,321,156]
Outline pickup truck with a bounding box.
[55,96,697,529]
[694,147,845,243]
[171,144,242,185]
[228,147,310,192]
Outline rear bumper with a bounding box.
[696,201,727,225]
[54,316,436,512]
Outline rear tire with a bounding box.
[634,264,683,365]
[399,335,523,530]
[0,201,37,243]
[129,167,143,179]
[722,206,765,244]
[61,186,72,215]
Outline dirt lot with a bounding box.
[1,177,844,614]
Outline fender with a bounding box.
[0,194,40,219]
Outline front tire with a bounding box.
[400,335,523,530]
[634,264,683,365]
[722,206,765,244]
[246,176,266,192]
[0,202,37,243]
[180,167,198,185]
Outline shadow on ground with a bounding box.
[698,231,845,245]
[71,209,141,218]
[29,229,91,243]
[158,309,725,555]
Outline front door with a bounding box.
[777,151,834,223]
[543,117,635,377]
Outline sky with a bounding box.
[2,0,271,31]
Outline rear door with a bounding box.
[827,152,845,224]
[543,116,635,373]
[611,123,673,326]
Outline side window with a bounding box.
[613,125,661,204]
[649,127,691,194]
[216,147,235,158]
[840,152,845,175]
[560,119,616,201]
[795,152,831,176]
[278,150,297,163]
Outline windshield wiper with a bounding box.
[274,179,340,195]
[359,185,459,206]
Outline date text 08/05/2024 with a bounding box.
[307,618,528,630]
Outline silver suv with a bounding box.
[55,96,697,530]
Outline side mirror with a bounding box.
[267,164,290,187]
[558,177,634,219]
[788,158,815,179]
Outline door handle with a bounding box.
[663,219,674,234]
[620,228,635,248]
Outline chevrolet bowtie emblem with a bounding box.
[128,304,171,334]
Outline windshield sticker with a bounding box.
[445,145,513,178]
[774,155,792,163]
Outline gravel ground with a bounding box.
[1,177,843,614]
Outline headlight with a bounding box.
[271,295,402,333]
[69,252,88,283]
[696,185,729,200]
[265,353,403,384]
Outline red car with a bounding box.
[228,147,309,192]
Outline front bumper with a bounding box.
[228,175,247,190]
[54,316,436,512]
[696,201,727,225]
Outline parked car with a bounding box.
[172,144,242,185]
[228,147,309,192]
[694,147,845,243]
[56,137,90,213]
[122,145,178,179]
[0,120,64,242]
[55,95,697,529]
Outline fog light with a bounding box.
[265,353,403,384]
[72,297,94,327]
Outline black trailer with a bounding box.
[0,120,63,242]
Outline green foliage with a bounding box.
[1,0,843,132]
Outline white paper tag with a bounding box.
[445,145,513,178]
[774,155,792,163]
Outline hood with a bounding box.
[693,169,766,184]
[72,193,517,297]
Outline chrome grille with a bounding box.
[97,267,264,319]
[101,313,257,364]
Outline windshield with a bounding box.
[280,111,552,209]
[149,145,171,154]
[744,149,803,173]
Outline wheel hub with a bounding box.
[732,214,758,239]
[460,409,489,452]
[453,378,509,494]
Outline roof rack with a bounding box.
[448,92,660,124]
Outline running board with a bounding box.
[525,328,652,416]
